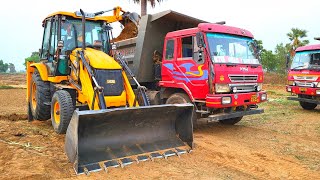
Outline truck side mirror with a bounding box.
[58,40,64,48]
[286,54,290,70]
[196,32,205,48]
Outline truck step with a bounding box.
[208,109,264,122]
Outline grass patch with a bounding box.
[0,85,15,89]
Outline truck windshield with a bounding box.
[291,50,320,70]
[61,19,110,52]
[206,33,260,65]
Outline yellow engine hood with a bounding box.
[73,48,122,70]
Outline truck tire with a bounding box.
[51,90,75,134]
[30,70,51,120]
[299,101,317,110]
[166,93,198,127]
[219,116,243,125]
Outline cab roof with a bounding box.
[166,23,253,38]
[296,44,320,52]
[43,11,108,23]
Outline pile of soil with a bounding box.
[112,21,138,42]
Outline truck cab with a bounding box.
[113,11,267,125]
[286,44,320,110]
[160,23,267,124]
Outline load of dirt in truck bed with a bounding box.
[112,21,138,42]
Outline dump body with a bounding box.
[113,10,267,123]
[286,44,320,109]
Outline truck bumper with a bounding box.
[286,85,320,96]
[205,91,267,108]
[287,96,320,104]
[207,108,264,122]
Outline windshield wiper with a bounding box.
[291,65,307,70]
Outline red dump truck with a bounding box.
[113,10,267,125]
[286,44,320,110]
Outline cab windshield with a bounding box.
[291,50,320,70]
[61,19,110,52]
[207,33,260,65]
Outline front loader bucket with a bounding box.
[65,104,193,174]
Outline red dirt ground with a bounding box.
[0,74,319,179]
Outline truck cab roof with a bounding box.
[296,44,320,52]
[166,23,253,38]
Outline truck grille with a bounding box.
[229,75,258,82]
[295,81,314,87]
[230,83,257,93]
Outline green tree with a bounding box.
[274,43,289,74]
[261,50,277,72]
[24,51,40,68]
[0,60,9,73]
[132,0,164,16]
[286,28,309,57]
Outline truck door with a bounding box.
[174,36,208,99]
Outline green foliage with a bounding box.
[258,27,309,74]
[24,51,40,68]
[0,60,9,73]
[274,43,288,73]
[286,28,309,57]
[261,49,277,72]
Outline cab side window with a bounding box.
[49,19,58,61]
[40,20,51,59]
[165,39,174,60]
[178,36,203,64]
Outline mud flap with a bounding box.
[65,104,194,174]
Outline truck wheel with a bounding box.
[51,90,75,134]
[299,101,317,110]
[30,70,51,120]
[166,93,198,127]
[219,117,243,125]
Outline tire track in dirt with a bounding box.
[193,124,320,179]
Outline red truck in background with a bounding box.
[286,44,320,110]
[113,10,267,125]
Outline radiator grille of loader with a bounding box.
[95,69,124,96]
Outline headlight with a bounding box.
[215,84,230,93]
[261,93,267,101]
[222,96,232,104]
[287,80,294,85]
[317,82,320,88]
[316,90,320,95]
[287,87,292,92]
[256,83,263,91]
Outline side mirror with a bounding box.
[58,40,64,48]
[286,54,290,70]
[196,32,205,48]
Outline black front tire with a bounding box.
[51,90,75,134]
[166,93,198,127]
[299,101,317,110]
[219,116,243,125]
[30,70,51,120]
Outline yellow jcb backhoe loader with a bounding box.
[26,7,193,175]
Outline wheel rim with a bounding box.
[31,82,37,110]
[53,101,61,125]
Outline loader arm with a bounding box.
[95,6,140,26]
